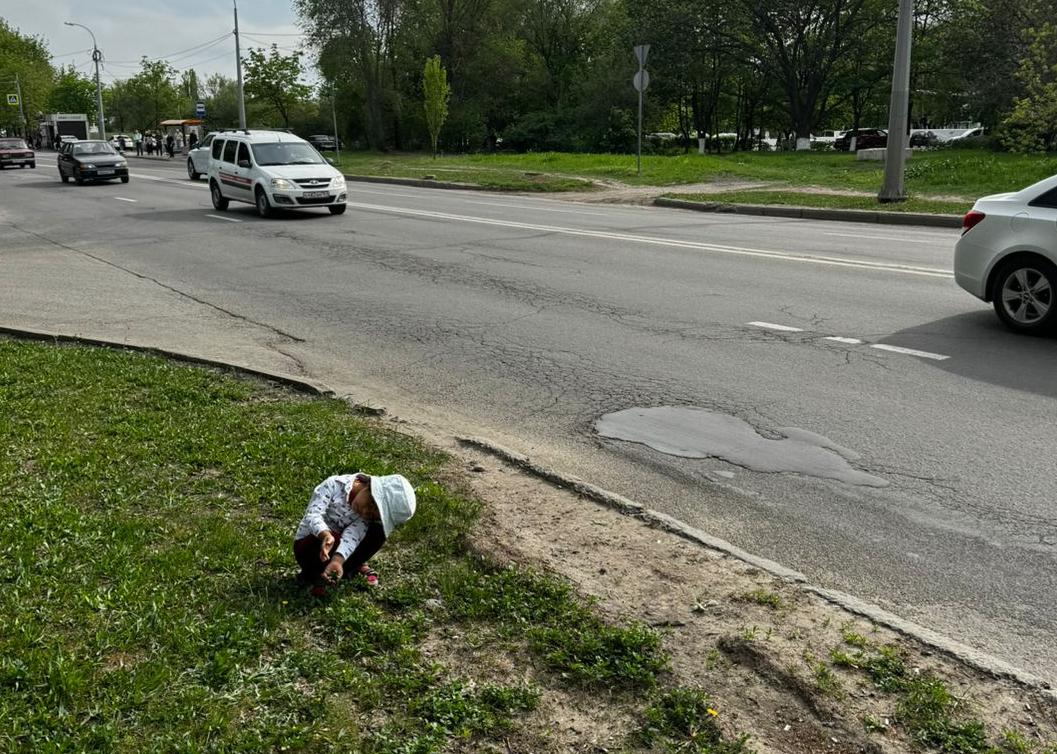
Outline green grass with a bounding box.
[335,149,1057,198]
[664,189,971,215]
[0,338,673,752]
[735,589,782,609]
[638,688,752,753]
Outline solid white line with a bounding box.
[748,321,804,332]
[824,336,864,344]
[114,197,137,203]
[130,172,209,188]
[462,199,608,216]
[206,214,241,223]
[824,231,951,244]
[343,201,955,278]
[870,343,949,361]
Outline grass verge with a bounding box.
[336,149,1057,198]
[1,338,757,752]
[662,190,969,215]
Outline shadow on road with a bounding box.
[886,310,1057,399]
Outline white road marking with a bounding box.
[824,231,951,244]
[206,214,241,223]
[343,201,955,278]
[130,172,208,188]
[870,343,949,361]
[824,336,863,344]
[345,185,609,215]
[462,199,608,216]
[748,321,804,332]
[114,197,137,203]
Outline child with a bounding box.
[293,472,416,592]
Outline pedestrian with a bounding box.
[165,133,174,158]
[146,135,153,156]
[134,131,143,156]
[189,131,198,149]
[293,472,416,595]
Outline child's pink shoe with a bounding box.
[359,564,379,587]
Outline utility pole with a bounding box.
[633,45,650,177]
[64,21,106,140]
[331,84,340,161]
[14,73,26,137]
[879,0,914,202]
[234,0,247,129]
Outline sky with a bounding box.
[0,1,315,86]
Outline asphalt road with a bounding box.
[3,155,1055,680]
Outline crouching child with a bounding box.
[293,472,416,593]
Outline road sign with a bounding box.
[6,94,18,106]
[634,45,650,67]
[195,101,206,117]
[633,70,650,92]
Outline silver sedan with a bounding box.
[954,174,1057,334]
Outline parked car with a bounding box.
[307,134,338,151]
[207,130,347,217]
[909,130,939,148]
[187,131,218,179]
[0,137,35,168]
[57,140,129,184]
[954,173,1057,333]
[109,134,134,152]
[811,130,843,148]
[835,128,887,151]
[949,127,984,143]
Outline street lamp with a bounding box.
[64,21,106,141]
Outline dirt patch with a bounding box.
[428,444,1057,753]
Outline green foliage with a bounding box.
[243,44,313,129]
[639,689,751,753]
[1001,22,1057,152]
[46,66,97,122]
[0,18,53,136]
[422,56,451,157]
[898,677,991,753]
[736,589,781,609]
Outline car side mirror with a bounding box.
[326,157,335,165]
[238,159,251,168]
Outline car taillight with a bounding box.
[962,210,986,234]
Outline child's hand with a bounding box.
[323,559,344,583]
[319,531,336,562]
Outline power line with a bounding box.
[106,33,233,65]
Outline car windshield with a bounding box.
[72,142,117,156]
[0,139,27,148]
[251,142,323,166]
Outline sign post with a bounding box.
[633,44,650,176]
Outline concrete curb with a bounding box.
[654,196,963,228]
[2,325,1051,698]
[458,434,1056,699]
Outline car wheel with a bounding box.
[120,175,129,184]
[60,171,69,183]
[74,174,84,185]
[210,180,229,210]
[187,159,199,180]
[992,258,1057,334]
[328,204,347,215]
[255,187,272,218]
[29,163,35,168]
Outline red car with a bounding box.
[0,137,35,169]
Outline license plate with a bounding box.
[302,190,329,199]
[97,169,115,175]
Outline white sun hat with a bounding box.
[370,474,417,537]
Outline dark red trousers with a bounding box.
[293,524,386,583]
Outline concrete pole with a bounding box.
[332,85,340,161]
[879,0,914,202]
[64,22,106,141]
[14,73,26,136]
[637,85,643,176]
[234,0,247,129]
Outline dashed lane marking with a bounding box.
[114,197,137,203]
[205,214,242,223]
[748,321,804,332]
[824,336,863,344]
[870,343,950,361]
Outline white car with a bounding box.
[954,174,1057,334]
[186,132,217,179]
[206,130,347,217]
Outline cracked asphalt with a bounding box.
[2,157,1055,680]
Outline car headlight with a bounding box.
[83,163,95,169]
[270,178,295,190]
[331,175,346,188]
[116,161,127,167]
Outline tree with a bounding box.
[243,44,312,128]
[422,55,451,155]
[0,18,54,137]
[123,59,181,131]
[201,73,240,129]
[1001,22,1057,151]
[47,66,97,121]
